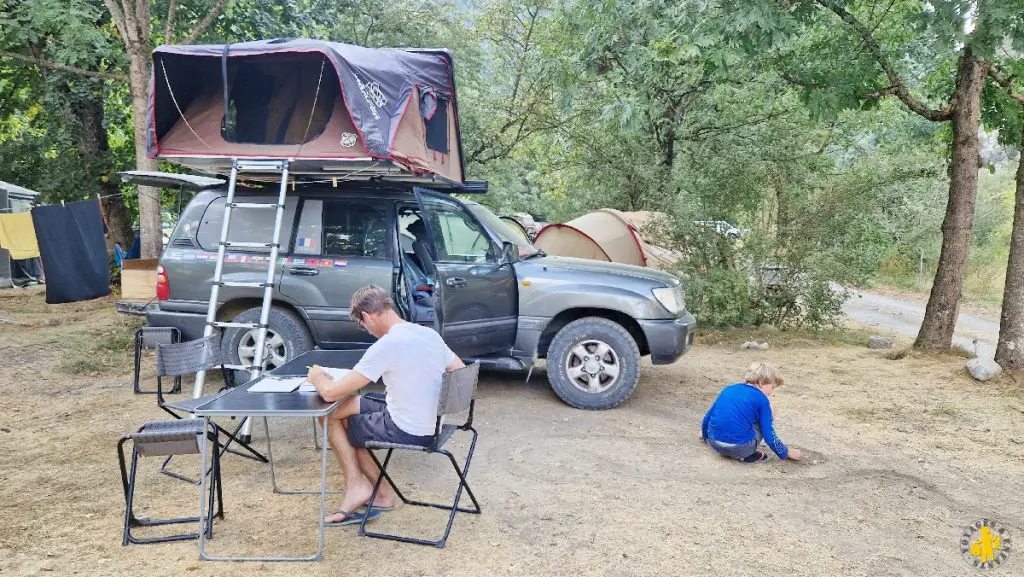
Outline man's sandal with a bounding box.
[325,507,382,527]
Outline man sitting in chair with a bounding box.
[307,285,464,526]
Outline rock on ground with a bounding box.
[868,336,894,349]
[965,358,1002,381]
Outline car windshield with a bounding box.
[467,204,541,258]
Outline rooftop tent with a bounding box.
[533,209,680,270]
[147,39,464,185]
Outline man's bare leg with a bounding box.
[324,397,376,522]
[356,448,396,508]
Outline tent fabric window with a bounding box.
[419,86,450,154]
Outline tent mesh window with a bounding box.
[221,54,339,145]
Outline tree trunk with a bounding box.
[995,137,1024,371]
[914,52,987,349]
[72,90,135,249]
[126,48,162,259]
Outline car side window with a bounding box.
[196,196,296,252]
[322,201,389,258]
[422,197,494,263]
[293,200,322,255]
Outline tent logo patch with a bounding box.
[355,74,387,119]
[340,132,358,147]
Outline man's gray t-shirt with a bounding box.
[352,322,457,436]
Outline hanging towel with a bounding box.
[0,212,41,259]
[31,199,110,304]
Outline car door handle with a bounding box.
[288,266,319,276]
[445,277,468,287]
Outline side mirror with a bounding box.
[500,241,517,265]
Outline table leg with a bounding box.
[196,415,328,562]
[317,415,327,560]
[197,417,211,559]
[266,416,341,495]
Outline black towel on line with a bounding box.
[31,199,110,304]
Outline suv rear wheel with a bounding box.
[546,317,641,410]
[223,306,312,380]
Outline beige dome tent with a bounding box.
[533,209,679,270]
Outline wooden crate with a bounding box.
[120,258,159,301]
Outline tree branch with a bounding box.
[862,84,899,100]
[989,64,1024,106]
[103,0,128,41]
[164,0,178,44]
[814,0,953,121]
[184,0,228,45]
[782,71,806,88]
[0,51,129,82]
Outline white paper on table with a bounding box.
[248,376,306,393]
[298,367,351,392]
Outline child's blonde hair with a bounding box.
[744,361,784,386]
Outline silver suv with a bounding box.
[148,176,696,409]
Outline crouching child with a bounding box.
[701,362,803,463]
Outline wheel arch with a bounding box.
[537,308,649,359]
[215,298,316,340]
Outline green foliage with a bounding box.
[3,0,1023,324]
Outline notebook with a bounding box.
[248,376,307,394]
[298,367,351,392]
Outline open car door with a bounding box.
[413,187,517,358]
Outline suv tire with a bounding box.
[223,306,313,382]
[546,316,641,410]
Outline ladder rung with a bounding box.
[210,321,266,330]
[217,281,270,288]
[236,160,288,172]
[229,202,282,210]
[222,241,277,249]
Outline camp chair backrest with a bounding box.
[140,327,179,348]
[155,335,223,378]
[437,363,479,416]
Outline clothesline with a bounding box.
[0,188,166,211]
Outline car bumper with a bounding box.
[638,313,697,365]
[146,308,208,342]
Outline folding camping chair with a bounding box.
[133,327,181,394]
[358,363,482,548]
[154,335,267,483]
[117,418,223,545]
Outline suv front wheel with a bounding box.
[223,306,312,382]
[546,317,641,410]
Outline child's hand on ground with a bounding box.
[787,448,803,461]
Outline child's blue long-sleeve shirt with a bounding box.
[701,383,789,459]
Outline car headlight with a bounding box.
[652,285,685,315]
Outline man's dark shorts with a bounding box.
[346,396,434,449]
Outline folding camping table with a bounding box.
[168,349,366,562]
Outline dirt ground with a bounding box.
[1,288,1022,576]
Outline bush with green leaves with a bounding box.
[655,217,850,330]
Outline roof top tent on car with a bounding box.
[139,39,484,439]
[145,38,490,189]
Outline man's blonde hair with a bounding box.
[349,285,395,321]
[744,361,784,386]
